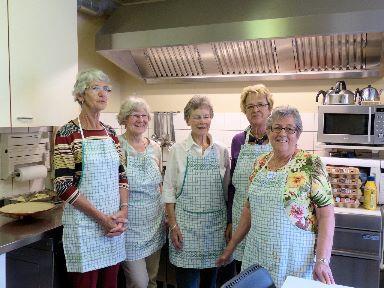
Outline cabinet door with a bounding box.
[8,0,79,127]
[0,0,11,127]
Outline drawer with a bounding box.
[333,228,381,255]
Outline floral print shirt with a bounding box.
[249,150,333,233]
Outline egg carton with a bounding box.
[332,187,362,199]
[329,177,362,188]
[334,197,360,208]
[326,166,359,179]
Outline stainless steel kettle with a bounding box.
[355,84,382,103]
[333,81,356,105]
[316,81,356,105]
[315,87,334,105]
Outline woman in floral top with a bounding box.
[217,106,335,288]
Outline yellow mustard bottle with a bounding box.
[364,176,377,210]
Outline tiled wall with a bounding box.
[100,111,320,165]
[0,127,53,199]
[0,111,318,199]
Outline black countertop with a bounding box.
[0,206,63,254]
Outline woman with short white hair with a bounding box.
[117,97,165,288]
[164,95,230,288]
[54,68,128,288]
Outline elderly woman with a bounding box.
[217,106,335,288]
[117,97,165,288]
[54,69,128,288]
[228,84,273,271]
[163,95,230,288]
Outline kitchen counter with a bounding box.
[0,205,63,255]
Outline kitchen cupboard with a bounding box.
[1,0,78,127]
[6,237,67,288]
[0,0,10,127]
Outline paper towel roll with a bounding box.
[14,165,48,182]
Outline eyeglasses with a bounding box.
[190,114,211,121]
[270,126,297,134]
[88,85,112,93]
[129,114,149,120]
[246,103,269,110]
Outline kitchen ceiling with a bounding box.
[96,0,384,83]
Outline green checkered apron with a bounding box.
[232,129,271,261]
[62,119,126,272]
[241,155,315,288]
[169,148,227,268]
[121,139,165,260]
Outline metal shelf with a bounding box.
[318,144,384,151]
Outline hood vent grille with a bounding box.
[293,34,367,72]
[103,33,382,83]
[144,45,204,77]
[212,40,278,75]
[96,2,384,83]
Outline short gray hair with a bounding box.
[184,95,214,122]
[266,106,303,135]
[72,69,110,103]
[117,97,151,125]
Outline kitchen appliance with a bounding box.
[317,104,384,145]
[356,85,382,103]
[316,81,356,105]
[321,157,384,287]
[95,0,384,83]
[321,157,384,205]
[331,208,384,288]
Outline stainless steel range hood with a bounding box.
[96,0,384,83]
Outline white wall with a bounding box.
[120,76,384,114]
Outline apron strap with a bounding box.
[245,127,252,143]
[77,117,85,140]
[78,117,110,140]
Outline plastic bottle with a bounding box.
[364,176,377,210]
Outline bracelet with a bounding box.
[169,223,178,232]
[314,256,329,265]
[119,202,128,209]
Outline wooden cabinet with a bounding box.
[1,0,78,128]
[0,0,11,127]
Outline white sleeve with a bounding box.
[162,145,179,203]
[222,147,231,201]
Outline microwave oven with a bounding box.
[318,105,384,145]
[321,157,384,204]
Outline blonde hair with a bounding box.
[117,97,151,125]
[240,84,274,113]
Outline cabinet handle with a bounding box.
[16,117,34,120]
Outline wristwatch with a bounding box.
[314,256,329,265]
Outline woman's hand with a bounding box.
[105,208,128,237]
[225,223,232,243]
[313,262,335,284]
[98,212,126,237]
[170,224,183,250]
[216,244,235,267]
[112,208,128,225]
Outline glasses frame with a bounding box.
[190,114,212,121]
[87,85,112,93]
[245,103,269,111]
[270,126,297,135]
[129,113,149,120]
